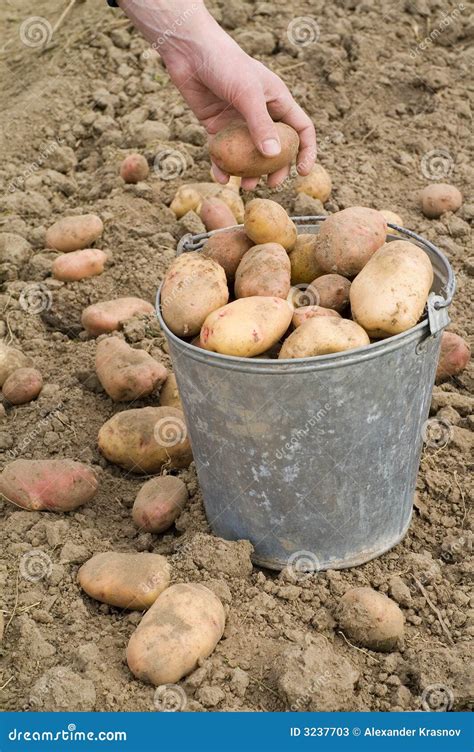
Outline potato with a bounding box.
[210,121,299,178]
[52,248,108,281]
[82,297,154,337]
[158,373,182,410]
[161,252,228,337]
[0,344,31,386]
[244,199,297,251]
[279,317,369,359]
[2,367,43,405]
[218,187,245,224]
[171,183,244,222]
[98,406,192,473]
[202,228,253,280]
[350,240,433,338]
[95,337,168,402]
[0,459,98,512]
[308,273,351,313]
[379,209,403,226]
[336,587,404,652]
[317,207,387,277]
[235,243,291,299]
[126,583,225,685]
[170,187,202,218]
[210,170,241,192]
[132,475,189,533]
[294,163,332,202]
[199,197,236,230]
[292,305,341,328]
[288,233,326,285]
[120,153,149,183]
[419,183,462,218]
[45,214,104,252]
[201,297,293,357]
[78,552,170,610]
[436,331,471,383]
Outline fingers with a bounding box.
[211,161,230,185]
[233,86,282,157]
[266,78,317,175]
[267,165,291,189]
[240,177,260,190]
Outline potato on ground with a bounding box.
[161,252,228,337]
[98,406,192,473]
[133,475,189,533]
[235,243,291,300]
[279,317,369,359]
[201,297,293,358]
[292,305,341,328]
[2,367,43,405]
[244,199,297,251]
[308,274,351,313]
[45,214,103,252]
[78,552,170,610]
[52,248,108,282]
[210,121,299,178]
[170,183,244,222]
[202,228,253,281]
[82,297,154,337]
[159,373,182,410]
[120,153,149,183]
[317,207,387,277]
[350,240,433,338]
[379,209,403,226]
[126,583,225,685]
[95,337,167,402]
[419,183,462,218]
[436,331,471,383]
[336,587,404,652]
[199,197,236,231]
[0,344,31,386]
[170,187,202,218]
[294,163,332,202]
[0,459,98,512]
[288,233,326,285]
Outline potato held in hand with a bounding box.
[201,297,293,357]
[279,317,369,359]
[245,199,297,251]
[46,214,103,252]
[98,406,192,473]
[161,252,229,337]
[78,552,170,610]
[82,297,154,336]
[317,207,387,277]
[0,459,98,512]
[95,337,167,402]
[202,228,253,281]
[210,121,299,178]
[436,331,470,383]
[336,587,404,652]
[235,243,291,299]
[350,240,433,338]
[126,583,225,685]
[133,475,189,533]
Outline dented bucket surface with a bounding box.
[157,218,455,571]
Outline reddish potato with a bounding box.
[202,228,253,281]
[132,475,189,533]
[235,243,291,299]
[82,297,154,337]
[199,197,236,230]
[159,373,182,410]
[336,587,404,652]
[436,331,470,383]
[292,305,341,328]
[52,248,108,282]
[95,337,168,402]
[46,214,103,253]
[419,183,462,218]
[210,121,299,178]
[0,459,98,512]
[308,274,351,313]
[317,207,387,277]
[120,154,149,183]
[0,344,31,386]
[2,367,43,405]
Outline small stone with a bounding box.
[45,145,77,174]
[175,210,205,239]
[186,534,253,577]
[195,685,225,707]
[60,541,89,564]
[179,123,206,146]
[293,193,326,216]
[230,667,250,697]
[389,576,412,607]
[30,666,96,711]
[134,121,170,146]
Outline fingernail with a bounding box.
[261,139,281,156]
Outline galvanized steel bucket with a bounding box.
[156,217,455,571]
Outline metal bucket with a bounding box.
[156,217,455,571]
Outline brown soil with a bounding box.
[0,0,472,714]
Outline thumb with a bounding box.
[234,90,281,156]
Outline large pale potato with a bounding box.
[52,248,108,281]
[317,207,387,277]
[82,297,154,337]
[202,228,253,281]
[126,583,225,685]
[350,240,433,338]
[132,475,189,533]
[292,305,340,328]
[95,337,168,402]
[235,243,291,299]
[46,214,103,252]
[244,199,297,251]
[294,164,332,202]
[78,552,170,610]
[210,121,299,178]
[0,459,98,512]
[161,252,229,337]
[288,233,326,285]
[279,317,369,359]
[0,344,31,386]
[201,297,293,357]
[98,406,192,473]
[336,587,404,652]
